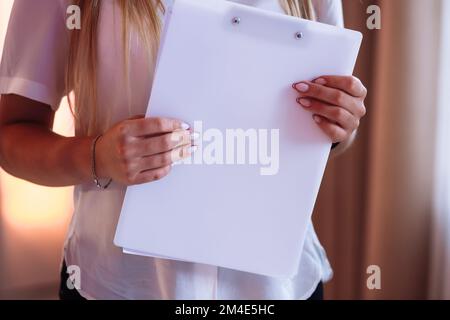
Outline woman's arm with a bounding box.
[0,94,93,187]
[0,94,195,187]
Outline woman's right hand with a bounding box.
[95,116,196,186]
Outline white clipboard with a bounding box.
[114,0,362,277]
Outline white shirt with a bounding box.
[0,0,342,300]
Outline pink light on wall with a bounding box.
[0,0,74,231]
[0,102,74,230]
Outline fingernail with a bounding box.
[298,98,311,107]
[313,115,322,124]
[190,132,200,141]
[315,78,327,85]
[181,122,190,130]
[189,146,198,153]
[295,83,309,93]
[171,160,183,167]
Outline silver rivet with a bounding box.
[232,17,241,25]
[295,32,303,39]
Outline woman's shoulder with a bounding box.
[11,0,71,22]
[312,0,344,27]
[1,0,73,110]
[7,0,73,43]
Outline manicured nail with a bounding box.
[315,78,327,85]
[171,160,183,167]
[190,132,200,141]
[189,146,198,153]
[181,122,190,130]
[298,98,311,107]
[295,83,309,93]
[313,115,322,124]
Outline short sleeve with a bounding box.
[313,0,344,27]
[0,0,70,110]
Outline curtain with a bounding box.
[314,0,442,299]
[429,0,450,300]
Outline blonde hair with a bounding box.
[67,0,315,135]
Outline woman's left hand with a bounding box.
[293,76,367,143]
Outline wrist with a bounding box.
[61,137,96,185]
[92,134,109,179]
[92,135,114,189]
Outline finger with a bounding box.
[312,115,349,143]
[169,144,198,163]
[297,98,359,132]
[312,76,367,98]
[293,81,362,116]
[126,117,190,137]
[133,165,172,185]
[137,144,197,172]
[133,130,194,157]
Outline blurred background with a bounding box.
[0,0,449,299]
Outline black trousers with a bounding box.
[59,261,86,300]
[59,261,324,301]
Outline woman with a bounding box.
[0,0,366,300]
